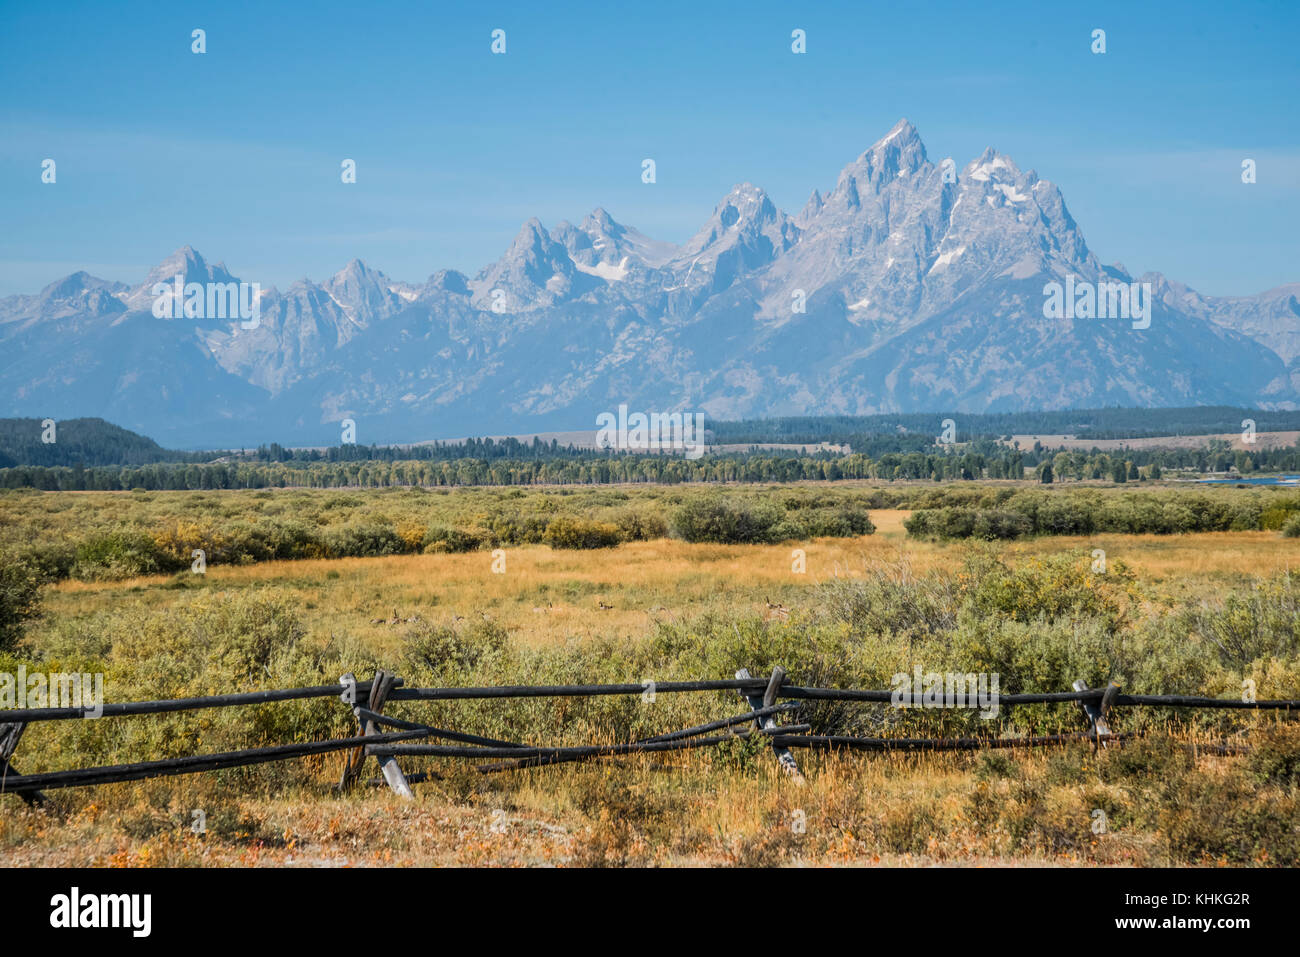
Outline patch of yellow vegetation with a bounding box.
[46,514,1300,649]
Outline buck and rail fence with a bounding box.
[1,667,1298,805]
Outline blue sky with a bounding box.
[1,0,1296,298]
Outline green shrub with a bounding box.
[610,509,669,541]
[819,562,960,639]
[971,509,1033,540]
[906,489,1293,540]
[483,512,550,545]
[672,496,784,544]
[0,557,42,650]
[1032,498,1094,535]
[799,505,876,538]
[401,619,510,681]
[73,529,175,580]
[422,525,486,553]
[244,520,325,560]
[902,509,937,539]
[906,507,1023,540]
[322,523,406,558]
[960,550,1132,629]
[933,508,977,539]
[542,517,624,549]
[1260,497,1300,530]
[3,542,75,582]
[1178,571,1300,667]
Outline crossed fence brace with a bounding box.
[1,669,1296,802]
[1073,679,1121,749]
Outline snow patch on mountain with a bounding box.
[2,118,1295,446]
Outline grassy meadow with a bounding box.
[2,482,1300,867]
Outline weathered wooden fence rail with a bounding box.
[2,669,1297,803]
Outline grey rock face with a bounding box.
[0,120,1294,446]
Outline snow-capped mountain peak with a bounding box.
[2,120,1294,447]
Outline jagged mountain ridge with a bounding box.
[0,119,1294,447]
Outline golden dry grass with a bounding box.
[46,513,1300,648]
[10,502,1300,868]
[3,743,1203,867]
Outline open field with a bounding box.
[3,484,1300,867]
[37,511,1300,646]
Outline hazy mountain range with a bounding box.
[3,119,1297,448]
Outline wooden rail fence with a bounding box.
[2,669,1297,804]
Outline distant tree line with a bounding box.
[5,438,1300,491]
[252,436,594,464]
[7,406,1300,472]
[4,407,1300,490]
[711,406,1300,446]
[0,450,1017,490]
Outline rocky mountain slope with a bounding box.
[1,120,1293,447]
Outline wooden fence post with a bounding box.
[0,721,48,807]
[338,670,414,799]
[737,667,805,784]
[1072,679,1120,750]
